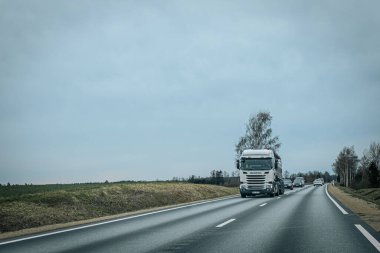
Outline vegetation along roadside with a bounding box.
[0,182,239,237]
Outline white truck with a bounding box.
[236,149,283,198]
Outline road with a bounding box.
[1,185,379,253]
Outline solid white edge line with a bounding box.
[325,184,348,214]
[0,195,239,246]
[216,219,236,228]
[355,224,380,252]
[259,203,267,207]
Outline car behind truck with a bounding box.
[236,149,284,198]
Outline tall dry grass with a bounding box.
[0,182,238,232]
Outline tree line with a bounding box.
[333,142,380,189]
[171,170,239,187]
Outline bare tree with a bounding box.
[368,142,380,168]
[235,111,281,157]
[357,142,380,188]
[358,152,370,187]
[332,146,358,187]
[231,170,239,177]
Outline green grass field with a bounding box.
[0,182,238,233]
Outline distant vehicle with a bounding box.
[293,177,304,187]
[283,178,293,190]
[236,149,283,198]
[319,178,325,185]
[313,179,323,186]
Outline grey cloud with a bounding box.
[1,0,379,183]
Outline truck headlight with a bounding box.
[240,184,247,190]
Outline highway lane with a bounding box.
[0,185,379,253]
[163,185,379,253]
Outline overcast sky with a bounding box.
[1,0,379,184]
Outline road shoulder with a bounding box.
[328,184,380,233]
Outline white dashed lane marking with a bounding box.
[216,219,236,228]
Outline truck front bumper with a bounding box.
[240,186,273,196]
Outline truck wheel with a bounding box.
[269,187,275,197]
[241,193,246,198]
[275,185,279,196]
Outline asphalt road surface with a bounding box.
[1,184,379,253]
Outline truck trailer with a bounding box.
[236,149,283,198]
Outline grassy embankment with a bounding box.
[0,182,238,233]
[336,186,380,208]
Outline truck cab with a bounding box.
[236,149,283,198]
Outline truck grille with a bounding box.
[246,175,266,189]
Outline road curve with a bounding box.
[0,185,379,253]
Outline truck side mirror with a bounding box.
[236,160,240,170]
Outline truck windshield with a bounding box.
[240,158,272,170]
